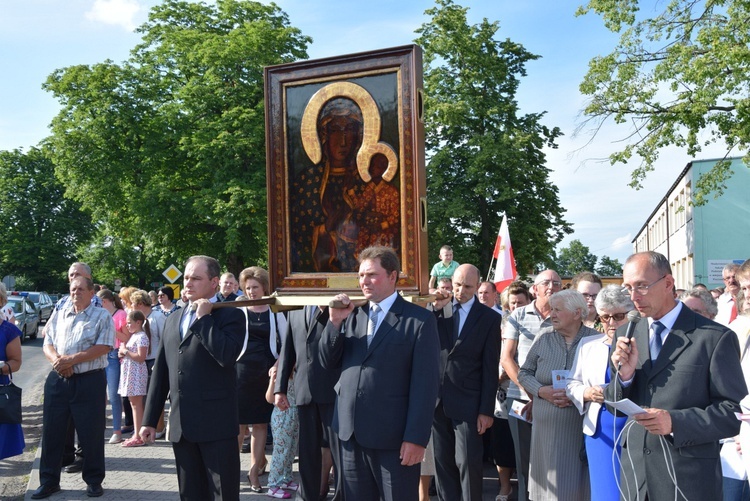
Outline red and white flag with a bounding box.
[492,215,517,293]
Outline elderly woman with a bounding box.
[518,290,598,501]
[566,285,634,500]
[236,267,288,492]
[0,283,24,460]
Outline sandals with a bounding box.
[247,472,263,493]
[121,437,145,447]
[267,487,291,499]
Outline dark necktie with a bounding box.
[453,303,462,344]
[650,321,665,360]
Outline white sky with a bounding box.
[0,0,732,264]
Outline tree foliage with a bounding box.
[597,255,624,276]
[42,0,309,281]
[0,148,93,291]
[578,0,750,203]
[554,239,598,277]
[416,0,571,275]
[553,239,624,277]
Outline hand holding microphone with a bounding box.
[613,310,641,379]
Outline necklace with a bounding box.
[249,309,266,322]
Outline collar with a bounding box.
[455,295,476,311]
[650,301,682,331]
[371,291,398,317]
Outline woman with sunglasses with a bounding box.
[566,284,635,500]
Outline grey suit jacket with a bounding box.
[319,294,440,450]
[435,298,500,423]
[275,306,339,406]
[605,304,746,501]
[143,306,245,443]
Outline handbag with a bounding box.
[0,364,22,424]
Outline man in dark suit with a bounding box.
[609,251,747,500]
[431,264,500,501]
[141,255,245,501]
[275,305,343,501]
[320,245,440,501]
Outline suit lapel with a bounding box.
[365,297,402,357]
[649,308,694,379]
[452,299,480,352]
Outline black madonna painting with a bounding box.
[265,45,428,294]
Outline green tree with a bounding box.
[42,0,310,281]
[416,0,571,275]
[597,255,623,277]
[578,0,750,204]
[0,148,93,291]
[555,239,598,277]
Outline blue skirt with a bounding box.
[0,422,25,460]
[585,405,627,501]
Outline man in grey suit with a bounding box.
[431,264,500,501]
[321,246,440,501]
[609,251,747,500]
[141,256,245,501]
[275,305,343,501]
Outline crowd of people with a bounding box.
[4,247,750,501]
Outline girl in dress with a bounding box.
[264,361,299,499]
[118,309,151,447]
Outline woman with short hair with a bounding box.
[519,290,598,501]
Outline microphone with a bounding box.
[624,310,642,340]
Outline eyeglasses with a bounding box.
[599,312,627,323]
[157,293,165,297]
[535,279,562,288]
[622,275,667,296]
[581,293,598,300]
[724,275,737,283]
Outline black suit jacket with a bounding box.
[435,298,500,422]
[143,305,245,443]
[320,294,440,450]
[606,304,746,501]
[275,306,339,405]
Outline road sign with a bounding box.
[166,283,180,298]
[163,264,182,284]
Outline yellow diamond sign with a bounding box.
[163,264,182,284]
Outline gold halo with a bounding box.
[300,81,398,182]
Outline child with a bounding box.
[352,152,400,252]
[264,362,299,499]
[429,245,459,291]
[118,309,150,447]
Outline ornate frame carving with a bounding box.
[264,45,427,294]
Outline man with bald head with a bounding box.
[431,264,501,500]
[501,269,561,501]
[609,251,745,500]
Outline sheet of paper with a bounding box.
[509,399,530,422]
[604,398,647,416]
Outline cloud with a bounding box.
[85,0,142,32]
[611,234,633,250]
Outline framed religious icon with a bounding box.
[265,44,428,295]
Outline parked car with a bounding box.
[22,291,54,323]
[7,294,40,341]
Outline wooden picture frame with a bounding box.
[264,44,428,295]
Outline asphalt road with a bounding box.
[15,335,48,390]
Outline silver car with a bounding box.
[7,295,40,341]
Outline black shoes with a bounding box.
[31,484,61,499]
[86,484,103,497]
[63,459,83,473]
